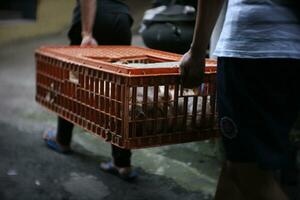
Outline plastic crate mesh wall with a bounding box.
[35,46,218,149]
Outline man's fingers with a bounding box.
[180,66,191,88]
[183,75,203,88]
[180,66,204,88]
[81,36,98,46]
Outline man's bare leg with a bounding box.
[215,161,289,200]
[215,162,246,200]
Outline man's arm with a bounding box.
[179,0,225,88]
[80,0,98,46]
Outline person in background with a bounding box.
[180,0,300,199]
[43,0,138,181]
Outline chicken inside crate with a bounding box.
[35,45,218,149]
[130,84,214,133]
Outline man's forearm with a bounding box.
[80,0,97,37]
[190,0,225,56]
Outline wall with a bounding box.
[0,0,75,45]
[0,0,152,46]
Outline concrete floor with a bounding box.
[0,33,222,200]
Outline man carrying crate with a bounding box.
[180,0,300,199]
[43,0,138,181]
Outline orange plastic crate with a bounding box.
[35,45,218,149]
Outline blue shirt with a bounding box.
[214,0,300,59]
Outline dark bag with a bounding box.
[140,3,196,54]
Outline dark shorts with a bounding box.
[217,57,300,169]
[68,12,132,45]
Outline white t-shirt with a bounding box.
[214,0,300,59]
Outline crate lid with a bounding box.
[36,45,216,77]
